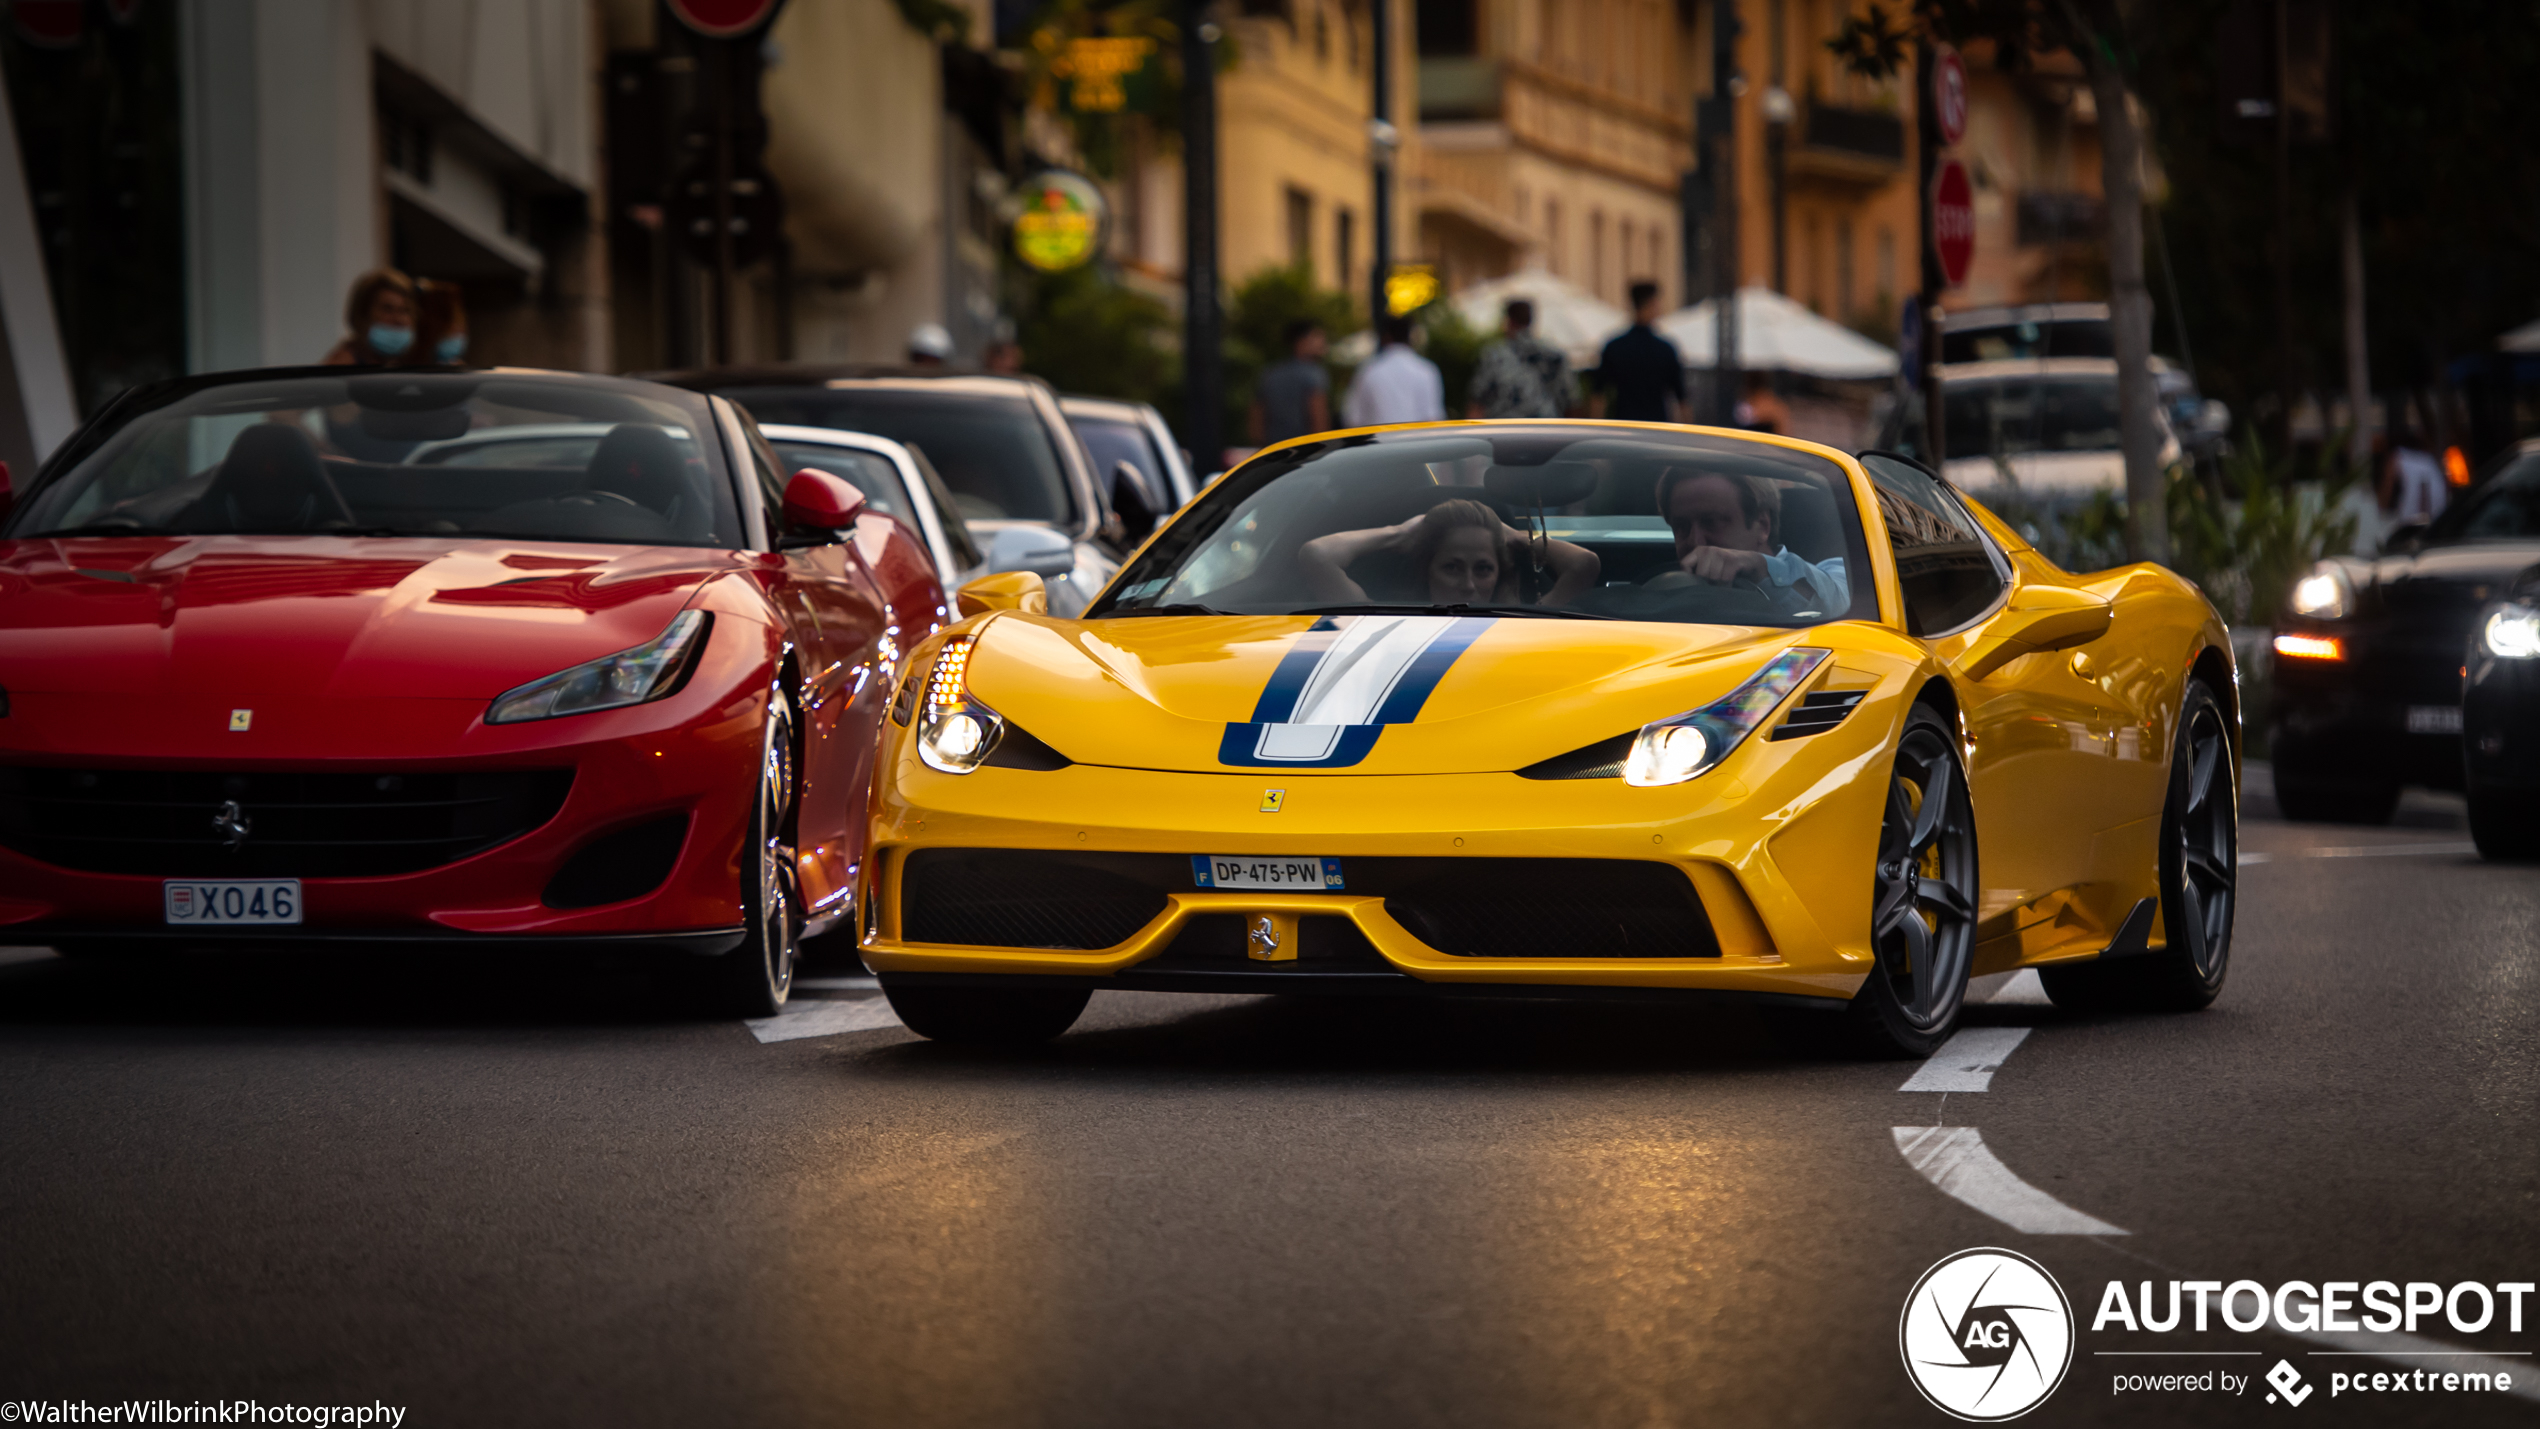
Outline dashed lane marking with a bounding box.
[1892,1126,2129,1235]
[1899,1026,2033,1092]
[2240,841,2479,866]
[747,995,903,1044]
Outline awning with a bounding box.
[1652,286,1900,380]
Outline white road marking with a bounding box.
[793,976,878,990]
[2242,842,2478,866]
[1899,1026,2034,1092]
[747,995,903,1044]
[1891,1126,2129,1235]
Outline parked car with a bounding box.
[2275,438,2540,825]
[1061,395,1196,538]
[0,367,946,1015]
[653,367,1120,616]
[1936,304,2228,466]
[761,424,985,607]
[2464,584,2540,860]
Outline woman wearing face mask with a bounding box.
[323,268,422,366]
[417,278,470,366]
[1297,497,1599,608]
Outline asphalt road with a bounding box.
[0,765,2532,1427]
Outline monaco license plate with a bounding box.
[164,879,302,925]
[1191,856,1344,892]
[2406,705,2464,735]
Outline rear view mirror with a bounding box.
[957,570,1048,618]
[987,525,1077,578]
[1484,461,1599,509]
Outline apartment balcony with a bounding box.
[1788,100,1905,186]
[1419,56,1501,123]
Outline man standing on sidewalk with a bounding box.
[1466,299,1577,420]
[1592,281,1685,424]
[1342,316,1445,427]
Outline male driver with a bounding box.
[1657,468,1849,615]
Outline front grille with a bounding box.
[1142,913,1388,968]
[893,850,1720,959]
[1384,859,1720,958]
[0,767,574,877]
[901,848,1170,949]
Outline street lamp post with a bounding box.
[1369,0,1393,327]
[1182,2,1222,470]
[1710,0,1741,424]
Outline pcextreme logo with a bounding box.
[1902,1248,2077,1420]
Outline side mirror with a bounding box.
[1958,585,2114,680]
[957,570,1048,618]
[986,524,1078,578]
[1110,459,1159,540]
[780,468,865,536]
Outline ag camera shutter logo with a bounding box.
[1901,1248,2076,1420]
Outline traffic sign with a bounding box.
[664,0,781,38]
[1932,46,1968,146]
[1931,158,1975,288]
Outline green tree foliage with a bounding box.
[1015,264,1177,408]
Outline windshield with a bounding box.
[1071,413,1166,504]
[1942,376,2123,461]
[1940,319,2115,363]
[2427,453,2540,541]
[7,374,741,547]
[1089,426,1875,627]
[715,385,1079,528]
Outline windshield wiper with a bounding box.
[1285,602,1617,621]
[30,521,164,538]
[1099,602,1229,618]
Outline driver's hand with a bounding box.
[1680,546,1769,585]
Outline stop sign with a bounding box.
[1931,158,1975,288]
[665,0,781,37]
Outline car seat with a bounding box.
[189,423,353,532]
[1775,480,1844,563]
[584,424,689,519]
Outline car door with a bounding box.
[1861,454,2116,954]
[738,421,890,927]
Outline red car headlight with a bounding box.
[486,610,711,724]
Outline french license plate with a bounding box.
[164,879,302,925]
[1191,856,1344,891]
[2406,705,2463,735]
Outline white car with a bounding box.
[1881,357,2183,498]
[760,425,985,597]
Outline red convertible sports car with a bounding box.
[0,367,945,1013]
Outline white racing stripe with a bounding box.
[747,995,904,1044]
[1899,1027,2033,1092]
[1892,1126,2129,1235]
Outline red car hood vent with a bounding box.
[0,537,747,699]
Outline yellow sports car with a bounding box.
[857,422,2238,1055]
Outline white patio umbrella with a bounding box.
[2499,315,2540,352]
[1449,268,1630,370]
[1651,286,1901,380]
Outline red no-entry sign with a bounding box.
[1932,46,1969,147]
[665,0,781,38]
[1931,158,1975,288]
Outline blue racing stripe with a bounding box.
[1368,617,1496,724]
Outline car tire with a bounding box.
[2042,679,2236,1013]
[2271,764,2398,825]
[882,983,1091,1046]
[700,690,800,1018]
[2466,778,2540,862]
[1845,704,1979,1058]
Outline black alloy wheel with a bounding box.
[702,691,801,1018]
[1849,705,1979,1057]
[2044,680,2235,1012]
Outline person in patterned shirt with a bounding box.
[1465,300,1578,420]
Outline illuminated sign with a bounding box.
[1012,171,1107,273]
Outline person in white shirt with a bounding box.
[1342,316,1445,427]
[1655,468,1849,616]
[2386,428,2450,525]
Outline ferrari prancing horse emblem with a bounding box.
[1247,915,1280,958]
[1259,788,1285,812]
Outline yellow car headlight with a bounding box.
[912,635,1005,774]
